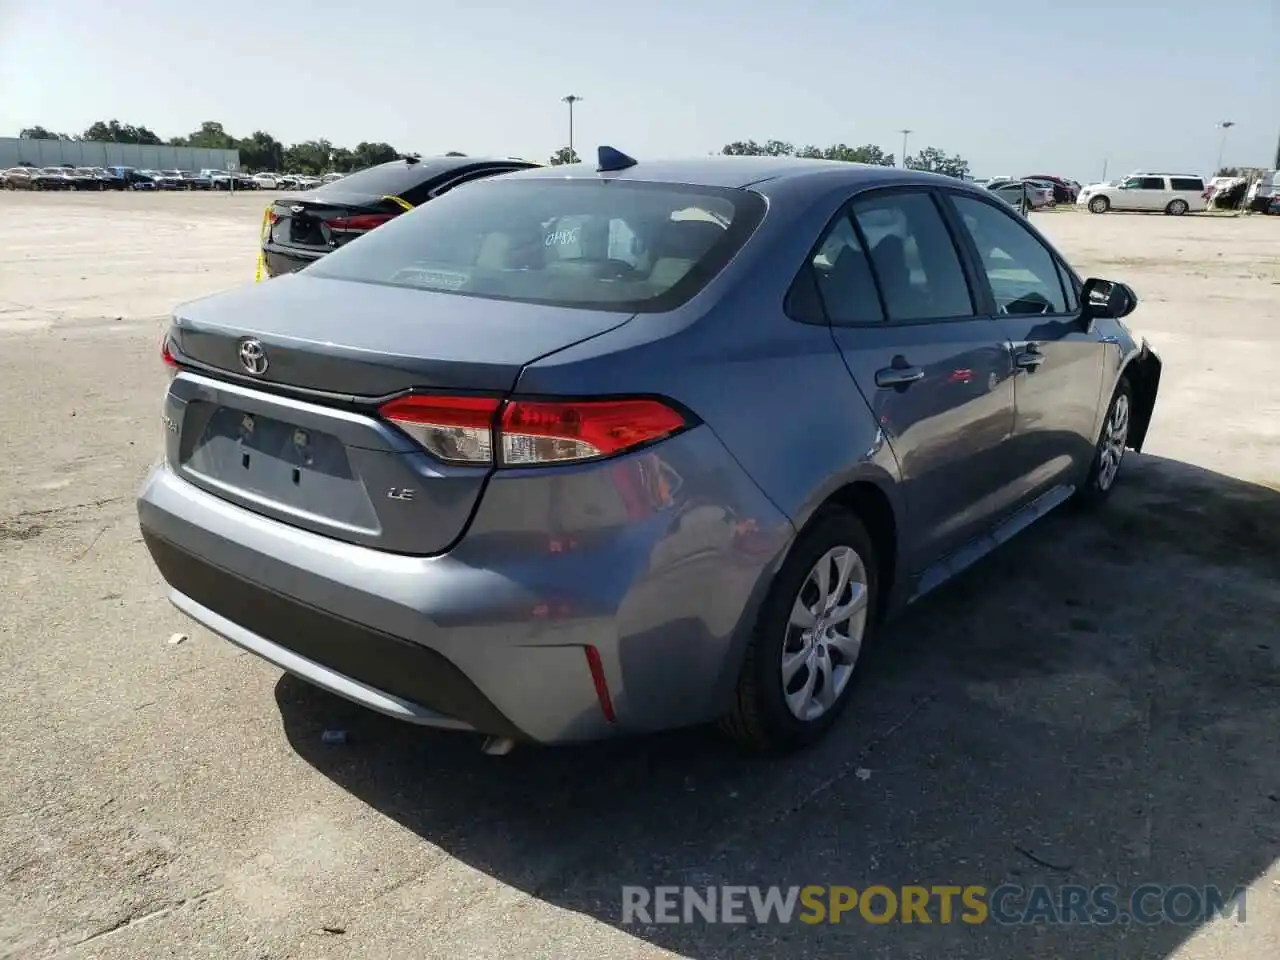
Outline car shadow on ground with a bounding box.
[275,452,1280,959]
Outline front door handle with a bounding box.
[875,364,925,388]
[1014,349,1046,370]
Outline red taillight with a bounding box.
[325,212,397,232]
[161,334,179,369]
[376,395,688,466]
[378,395,500,464]
[267,210,281,225]
[500,399,686,465]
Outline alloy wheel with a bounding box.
[781,545,869,722]
[1097,393,1130,491]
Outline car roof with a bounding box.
[504,154,965,196]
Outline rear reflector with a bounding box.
[376,395,687,466]
[584,645,616,724]
[325,212,398,232]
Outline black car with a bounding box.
[261,155,538,277]
[180,171,213,190]
[55,165,98,190]
[108,166,158,190]
[35,167,79,189]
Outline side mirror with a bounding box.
[1081,278,1138,320]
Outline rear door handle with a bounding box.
[875,365,925,387]
[1014,349,1046,370]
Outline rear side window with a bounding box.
[313,160,464,201]
[306,178,766,313]
[800,214,884,324]
[1170,177,1204,191]
[850,192,974,322]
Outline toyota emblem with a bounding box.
[238,338,268,375]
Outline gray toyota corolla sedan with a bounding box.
[138,147,1161,754]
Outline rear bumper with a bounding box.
[137,428,793,743]
[142,530,524,736]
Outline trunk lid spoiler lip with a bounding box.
[167,275,640,401]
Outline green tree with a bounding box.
[283,139,338,174]
[721,139,794,157]
[171,121,237,150]
[352,141,400,168]
[826,143,895,165]
[236,131,285,172]
[548,147,580,165]
[19,126,71,140]
[81,120,162,144]
[445,151,467,157]
[905,146,969,178]
[722,140,896,165]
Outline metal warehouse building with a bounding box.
[0,138,239,171]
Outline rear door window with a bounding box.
[306,178,766,313]
[1139,177,1165,190]
[850,191,974,322]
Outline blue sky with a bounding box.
[1,0,1275,181]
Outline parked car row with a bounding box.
[970,171,1231,218]
[0,163,346,192]
[970,174,1082,213]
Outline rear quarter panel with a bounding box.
[513,177,906,536]
[511,179,910,707]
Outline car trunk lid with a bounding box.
[165,274,635,553]
[267,194,404,254]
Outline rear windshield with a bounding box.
[306,178,766,313]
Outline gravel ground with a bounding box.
[1,192,1278,960]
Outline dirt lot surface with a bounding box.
[1,192,1278,960]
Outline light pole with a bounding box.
[899,129,912,168]
[1215,121,1235,176]
[562,95,583,161]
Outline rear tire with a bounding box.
[1089,195,1110,214]
[721,508,879,754]
[1075,376,1133,507]
[1166,199,1188,216]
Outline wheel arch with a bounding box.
[711,466,907,711]
[784,464,906,619]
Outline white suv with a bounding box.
[1077,173,1206,215]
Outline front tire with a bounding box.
[1076,376,1133,507]
[1089,195,1110,214]
[721,508,878,753]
